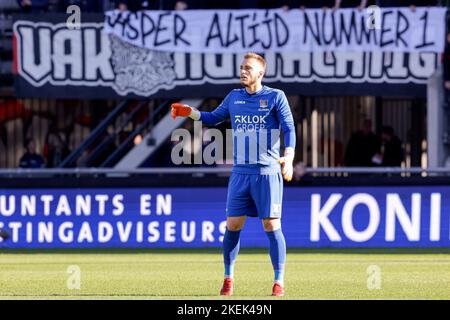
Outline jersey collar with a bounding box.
[245,85,266,96]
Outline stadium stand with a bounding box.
[1,0,450,254]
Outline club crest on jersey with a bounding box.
[260,100,268,108]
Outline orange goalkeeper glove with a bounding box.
[278,147,295,182]
[171,103,200,120]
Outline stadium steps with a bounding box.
[59,98,183,168]
[59,100,160,167]
[114,99,203,169]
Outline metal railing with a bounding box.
[0,167,449,178]
[58,100,132,168]
[58,99,174,168]
[81,100,150,167]
[100,100,171,167]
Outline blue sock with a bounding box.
[266,229,286,285]
[223,229,241,278]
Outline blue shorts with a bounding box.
[226,172,283,219]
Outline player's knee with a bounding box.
[262,218,281,232]
[227,218,245,231]
[227,224,242,231]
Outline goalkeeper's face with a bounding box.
[240,58,264,88]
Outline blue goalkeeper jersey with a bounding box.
[200,85,296,174]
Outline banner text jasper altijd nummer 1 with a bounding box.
[103,8,446,53]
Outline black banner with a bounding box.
[13,14,437,99]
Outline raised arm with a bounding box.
[171,94,231,126]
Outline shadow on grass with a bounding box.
[0,247,450,255]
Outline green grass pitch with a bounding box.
[0,248,449,300]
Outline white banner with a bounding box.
[103,7,446,54]
[14,15,439,98]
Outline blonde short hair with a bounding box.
[244,52,266,71]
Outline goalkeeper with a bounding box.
[171,53,296,297]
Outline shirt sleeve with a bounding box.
[200,92,231,126]
[275,91,296,150]
[18,156,27,168]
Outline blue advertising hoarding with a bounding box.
[0,186,449,248]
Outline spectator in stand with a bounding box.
[174,1,187,10]
[344,118,381,167]
[44,129,71,168]
[19,138,45,168]
[16,0,49,12]
[380,126,404,166]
